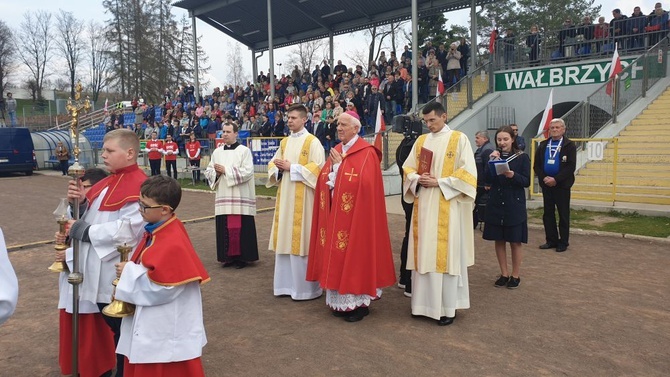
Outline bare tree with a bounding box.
[226,42,247,87]
[55,10,85,99]
[0,21,15,96]
[15,10,53,101]
[346,47,371,75]
[87,21,112,102]
[286,39,327,74]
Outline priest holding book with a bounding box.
[401,102,477,326]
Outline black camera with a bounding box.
[392,114,424,140]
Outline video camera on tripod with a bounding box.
[392,114,427,140]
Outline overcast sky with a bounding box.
[0,0,659,94]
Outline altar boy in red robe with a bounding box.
[114,175,210,377]
[307,111,396,322]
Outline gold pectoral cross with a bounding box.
[344,168,358,182]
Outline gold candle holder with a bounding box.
[102,244,135,318]
[49,198,70,273]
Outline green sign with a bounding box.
[140,141,147,150]
[495,58,640,91]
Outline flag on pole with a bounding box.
[606,44,622,96]
[537,88,554,138]
[437,70,445,98]
[374,101,386,152]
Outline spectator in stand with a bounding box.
[457,38,470,76]
[629,6,647,50]
[143,121,155,139]
[510,124,526,151]
[186,133,202,182]
[55,141,70,176]
[401,45,412,61]
[559,18,577,58]
[610,9,629,49]
[526,25,542,66]
[435,44,448,74]
[334,60,347,76]
[445,43,462,91]
[417,58,429,103]
[364,85,385,133]
[428,54,444,97]
[503,28,516,69]
[260,114,272,137]
[250,115,263,137]
[145,131,164,176]
[422,41,434,57]
[577,16,595,55]
[272,112,285,137]
[163,134,179,179]
[321,60,331,82]
[647,4,669,46]
[594,16,610,53]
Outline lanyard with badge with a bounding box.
[547,137,562,165]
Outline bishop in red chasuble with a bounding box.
[307,112,396,322]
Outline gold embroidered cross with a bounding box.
[344,168,358,181]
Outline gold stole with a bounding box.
[411,131,462,273]
[271,134,316,255]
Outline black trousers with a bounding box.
[165,160,177,179]
[149,159,161,176]
[97,303,124,377]
[59,160,69,175]
[399,198,413,291]
[542,186,571,248]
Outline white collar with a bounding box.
[342,135,359,153]
[429,124,451,138]
[290,128,307,138]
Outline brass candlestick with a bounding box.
[49,198,70,272]
[101,244,135,318]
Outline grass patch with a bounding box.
[527,208,670,238]
[177,177,278,197]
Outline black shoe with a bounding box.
[506,276,521,289]
[556,245,568,252]
[494,275,509,287]
[235,261,248,269]
[437,315,455,326]
[539,243,557,250]
[344,306,369,322]
[221,261,235,268]
[332,310,349,317]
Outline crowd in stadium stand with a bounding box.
[101,3,668,155]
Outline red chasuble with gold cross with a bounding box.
[306,138,396,296]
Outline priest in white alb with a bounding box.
[267,104,325,300]
[205,123,259,269]
[402,101,477,326]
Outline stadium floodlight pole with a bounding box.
[411,0,418,112]
[191,12,200,104]
[67,81,91,377]
[268,0,275,100]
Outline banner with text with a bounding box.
[495,58,640,91]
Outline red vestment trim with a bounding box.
[59,309,116,377]
[86,164,147,211]
[131,215,211,286]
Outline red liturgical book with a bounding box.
[418,147,433,175]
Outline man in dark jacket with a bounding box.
[533,119,576,252]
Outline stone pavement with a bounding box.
[1,173,669,376]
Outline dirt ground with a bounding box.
[0,173,669,376]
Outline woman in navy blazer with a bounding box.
[483,125,531,289]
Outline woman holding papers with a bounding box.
[483,125,531,289]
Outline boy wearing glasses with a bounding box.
[114,175,210,377]
[66,129,147,376]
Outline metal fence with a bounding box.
[559,36,668,139]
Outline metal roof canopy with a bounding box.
[174,0,495,52]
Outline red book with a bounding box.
[418,147,433,175]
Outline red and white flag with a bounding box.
[606,44,622,96]
[537,88,553,138]
[374,101,386,152]
[437,71,445,97]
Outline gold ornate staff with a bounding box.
[66,81,91,377]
